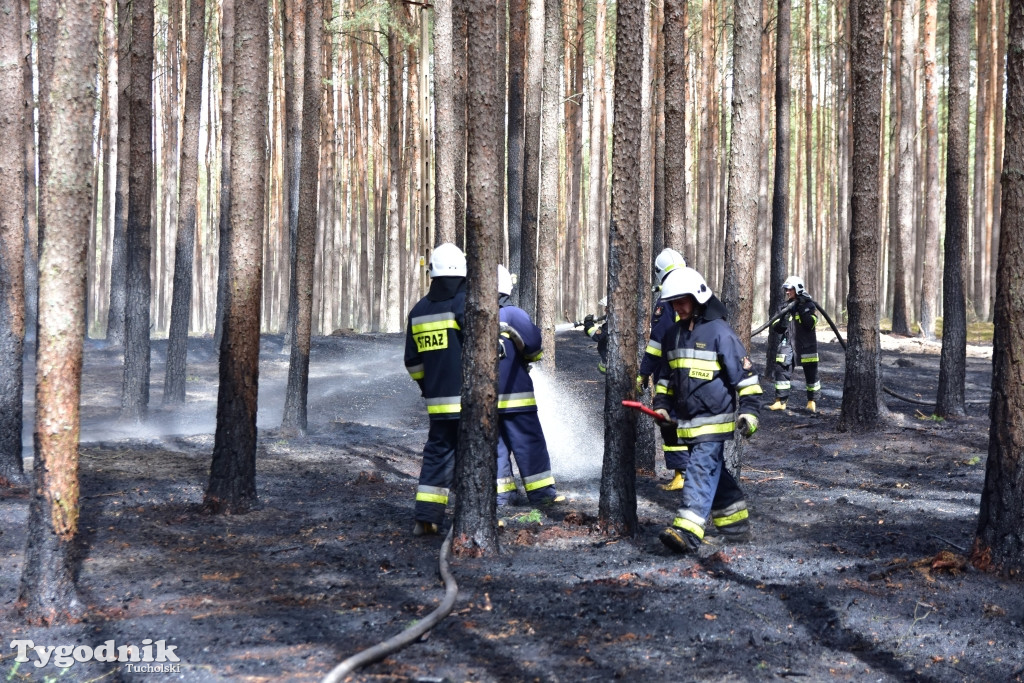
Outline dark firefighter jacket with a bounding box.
[773,294,818,358]
[498,297,544,414]
[404,277,466,420]
[641,294,730,380]
[653,303,762,444]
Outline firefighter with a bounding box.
[495,266,563,506]
[582,298,608,373]
[652,267,762,554]
[768,275,821,413]
[404,243,467,536]
[637,248,690,491]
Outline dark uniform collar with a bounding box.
[498,294,512,308]
[427,276,465,301]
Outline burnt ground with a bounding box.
[1,325,1022,682]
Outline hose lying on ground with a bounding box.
[321,526,459,683]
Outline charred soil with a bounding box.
[1,328,1022,682]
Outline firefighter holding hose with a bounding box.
[768,275,821,413]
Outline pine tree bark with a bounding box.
[282,0,323,433]
[918,0,940,339]
[18,0,99,625]
[506,0,528,300]
[106,0,131,346]
[520,0,545,319]
[213,0,234,348]
[722,0,761,347]
[891,0,916,335]
[768,0,792,378]
[120,0,155,422]
[972,0,992,320]
[537,0,561,363]
[663,0,688,253]
[585,0,608,310]
[0,0,26,481]
[839,0,888,430]
[452,2,468,247]
[164,0,207,404]
[974,0,1024,574]
[205,0,268,514]
[453,0,502,556]
[599,0,643,537]
[635,0,655,473]
[282,0,305,348]
[383,3,404,333]
[19,0,38,343]
[936,0,971,418]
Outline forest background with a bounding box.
[12,0,1005,342]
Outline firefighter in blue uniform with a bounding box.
[768,275,820,413]
[495,266,563,506]
[582,298,608,373]
[652,267,762,553]
[404,243,467,536]
[636,248,690,491]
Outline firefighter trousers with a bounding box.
[774,344,820,402]
[670,440,749,541]
[415,418,458,525]
[496,411,557,504]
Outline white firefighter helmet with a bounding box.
[498,265,514,295]
[598,296,607,307]
[660,267,712,305]
[782,275,806,296]
[429,243,467,278]
[654,248,687,283]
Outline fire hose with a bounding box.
[320,527,458,683]
[753,298,988,408]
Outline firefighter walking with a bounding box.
[769,275,821,413]
[403,243,467,536]
[652,267,762,554]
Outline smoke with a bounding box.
[530,366,604,486]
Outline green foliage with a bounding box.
[335,0,414,52]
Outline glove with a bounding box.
[654,408,673,425]
[636,374,649,394]
[737,414,759,437]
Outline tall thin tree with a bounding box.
[205,0,269,514]
[213,0,234,349]
[120,0,155,422]
[537,0,561,362]
[974,0,1024,574]
[891,0,916,335]
[918,0,940,339]
[281,0,305,349]
[106,0,131,346]
[520,0,544,318]
[839,0,888,430]
[663,0,688,253]
[454,0,502,555]
[767,0,792,379]
[164,0,207,404]
[282,0,324,434]
[722,0,762,346]
[18,0,99,624]
[0,0,26,482]
[936,0,971,418]
[434,0,456,245]
[507,0,528,301]
[599,0,644,537]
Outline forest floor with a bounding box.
[1,323,1022,682]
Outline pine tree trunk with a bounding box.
[663,0,688,253]
[120,0,155,422]
[281,0,323,433]
[19,0,99,625]
[106,0,131,346]
[384,4,404,333]
[585,0,607,310]
[214,0,234,348]
[165,0,207,404]
[722,0,761,347]
[935,0,970,418]
[452,2,468,247]
[520,0,544,318]
[974,0,1024,574]
[0,0,26,481]
[19,0,38,342]
[971,0,992,320]
[453,0,502,556]
[768,0,791,377]
[433,0,456,245]
[891,0,916,335]
[282,0,305,348]
[537,0,561,364]
[839,0,887,430]
[506,0,528,300]
[205,0,268,514]
[918,0,940,339]
[696,0,716,276]
[599,0,643,538]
